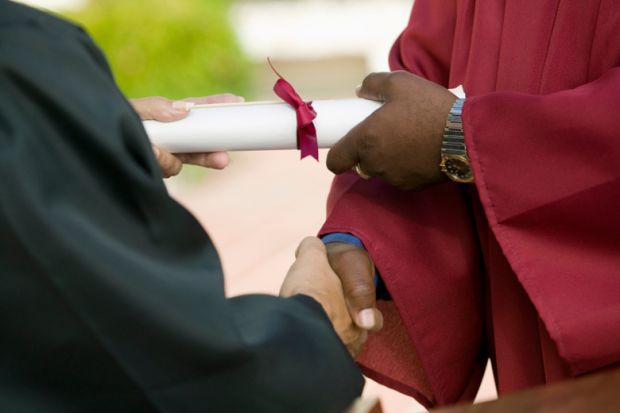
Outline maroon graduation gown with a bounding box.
[320,0,620,408]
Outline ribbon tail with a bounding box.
[299,123,319,161]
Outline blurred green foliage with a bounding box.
[65,0,250,99]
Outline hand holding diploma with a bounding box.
[327,71,457,190]
[130,94,244,177]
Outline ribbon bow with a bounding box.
[268,58,319,160]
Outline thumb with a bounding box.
[326,244,380,331]
[326,122,363,175]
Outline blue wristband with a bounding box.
[321,232,365,249]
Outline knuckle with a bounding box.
[390,70,410,82]
[154,148,163,161]
[340,246,366,261]
[345,283,375,302]
[335,248,370,271]
[153,96,168,105]
[159,111,180,122]
[347,333,368,358]
[362,72,378,88]
[362,123,377,142]
[169,164,182,177]
[146,96,169,112]
[341,328,358,344]
[384,72,398,87]
[385,71,409,93]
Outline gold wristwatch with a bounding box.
[440,98,475,183]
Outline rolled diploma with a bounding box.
[143,98,382,153]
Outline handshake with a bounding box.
[131,95,383,357]
[281,237,384,358]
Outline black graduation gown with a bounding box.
[0,2,363,412]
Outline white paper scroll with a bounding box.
[143,98,382,153]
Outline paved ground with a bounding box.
[167,149,497,412]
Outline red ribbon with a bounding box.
[268,58,319,160]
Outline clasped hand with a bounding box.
[281,238,383,358]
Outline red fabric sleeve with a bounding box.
[320,0,487,407]
[464,67,620,375]
[389,0,457,85]
[320,175,486,407]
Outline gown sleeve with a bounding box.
[463,67,620,376]
[388,0,457,86]
[320,0,487,408]
[0,7,362,413]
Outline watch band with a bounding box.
[440,98,475,183]
[442,98,466,157]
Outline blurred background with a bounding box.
[15,0,496,411]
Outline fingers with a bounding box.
[328,74,396,175]
[176,152,231,170]
[327,98,387,176]
[130,94,245,123]
[183,93,245,105]
[130,96,192,122]
[345,330,368,359]
[152,145,183,178]
[326,122,363,175]
[356,72,392,102]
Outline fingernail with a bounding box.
[355,85,362,94]
[152,146,160,157]
[358,309,376,329]
[172,101,195,111]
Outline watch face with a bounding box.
[443,156,474,183]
